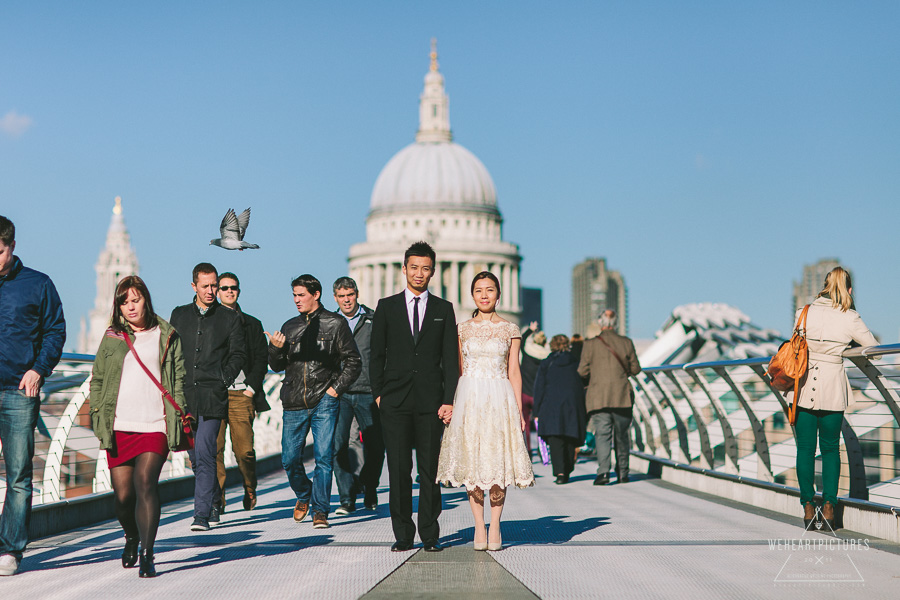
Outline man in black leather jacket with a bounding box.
[267,274,361,529]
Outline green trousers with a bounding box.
[795,407,843,505]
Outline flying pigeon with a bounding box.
[210,208,259,250]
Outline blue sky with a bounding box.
[2,2,898,349]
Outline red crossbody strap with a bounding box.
[122,333,183,416]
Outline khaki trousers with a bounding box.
[216,390,257,504]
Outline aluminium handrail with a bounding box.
[630,343,900,504]
[0,353,286,510]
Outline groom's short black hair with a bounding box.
[404,241,436,266]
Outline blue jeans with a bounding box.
[187,416,222,519]
[281,393,339,516]
[0,389,40,559]
[333,393,384,506]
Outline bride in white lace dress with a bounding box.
[436,272,534,551]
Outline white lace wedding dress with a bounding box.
[436,319,535,490]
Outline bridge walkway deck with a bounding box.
[5,455,899,599]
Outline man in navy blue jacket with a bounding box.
[0,215,66,576]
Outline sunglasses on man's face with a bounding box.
[219,286,239,292]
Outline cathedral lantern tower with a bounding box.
[348,41,522,324]
[78,197,140,354]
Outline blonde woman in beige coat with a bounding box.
[794,267,877,530]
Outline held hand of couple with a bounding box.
[438,404,453,425]
[265,330,286,348]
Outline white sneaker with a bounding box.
[0,554,20,576]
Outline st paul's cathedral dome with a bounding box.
[349,41,522,324]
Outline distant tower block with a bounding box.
[792,259,849,324]
[572,258,627,337]
[348,41,522,325]
[78,196,140,354]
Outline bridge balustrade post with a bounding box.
[664,370,715,469]
[687,369,740,474]
[42,377,93,503]
[630,379,658,456]
[846,355,900,429]
[842,353,900,500]
[634,376,675,460]
[93,453,111,493]
[748,364,796,440]
[839,420,869,500]
[715,367,774,482]
[645,372,691,464]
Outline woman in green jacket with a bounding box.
[90,276,188,578]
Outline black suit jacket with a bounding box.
[370,291,459,413]
[233,304,270,413]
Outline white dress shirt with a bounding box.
[404,288,429,336]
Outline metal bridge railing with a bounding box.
[631,344,900,506]
[0,354,285,510]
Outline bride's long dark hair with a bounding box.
[470,271,501,318]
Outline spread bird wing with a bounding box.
[219,208,241,241]
[235,208,252,240]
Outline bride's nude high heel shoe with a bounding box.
[487,525,502,551]
[474,525,488,551]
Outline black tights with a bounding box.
[110,452,166,554]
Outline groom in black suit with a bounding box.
[370,241,459,552]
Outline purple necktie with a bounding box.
[413,297,420,342]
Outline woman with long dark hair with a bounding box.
[90,276,188,577]
[436,271,533,551]
[794,267,877,530]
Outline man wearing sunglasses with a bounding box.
[215,272,269,512]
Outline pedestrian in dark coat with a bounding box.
[520,322,549,455]
[169,263,246,532]
[533,335,586,484]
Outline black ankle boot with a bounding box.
[138,551,156,578]
[122,536,139,568]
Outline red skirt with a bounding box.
[106,431,168,468]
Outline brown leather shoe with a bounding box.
[293,501,309,522]
[312,512,329,529]
[243,489,257,511]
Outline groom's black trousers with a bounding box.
[380,395,444,544]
